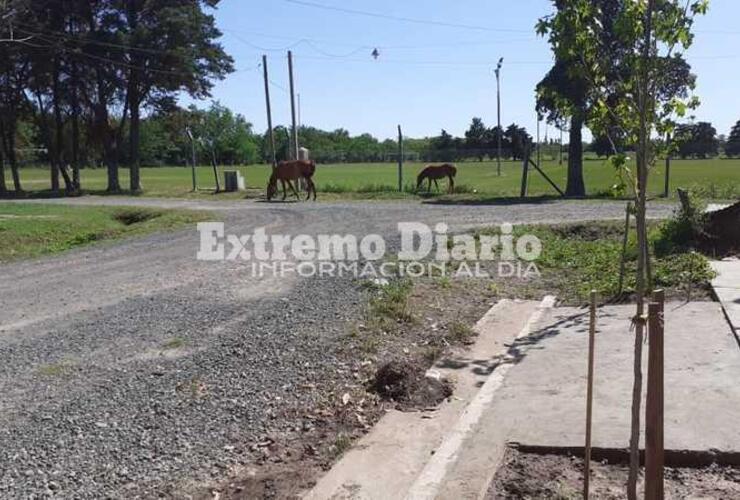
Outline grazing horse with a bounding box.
[266,159,317,201]
[417,163,457,193]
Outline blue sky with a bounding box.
[191,0,740,140]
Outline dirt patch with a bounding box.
[370,359,453,411]
[488,448,740,499]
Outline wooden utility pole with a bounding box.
[584,290,598,499]
[645,289,665,500]
[495,58,504,177]
[186,127,197,191]
[262,55,277,168]
[397,125,404,192]
[288,50,299,160]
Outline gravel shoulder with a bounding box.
[0,199,676,498]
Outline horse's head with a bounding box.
[266,175,277,201]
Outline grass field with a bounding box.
[4,157,739,200]
[0,203,209,261]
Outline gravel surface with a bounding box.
[0,198,676,498]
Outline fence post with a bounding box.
[520,147,530,198]
[645,289,665,500]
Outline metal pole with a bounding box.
[398,125,404,192]
[495,58,503,177]
[288,50,299,160]
[262,55,277,168]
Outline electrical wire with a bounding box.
[282,0,532,33]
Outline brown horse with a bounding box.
[417,164,457,193]
[266,159,317,201]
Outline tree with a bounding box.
[537,2,707,498]
[505,123,531,160]
[121,0,233,192]
[536,59,588,196]
[430,129,456,162]
[675,121,719,158]
[464,117,487,161]
[726,120,740,157]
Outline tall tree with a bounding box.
[675,121,719,158]
[536,60,588,196]
[464,117,487,161]
[538,1,707,498]
[121,0,233,192]
[726,120,740,157]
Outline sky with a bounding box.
[188,0,740,140]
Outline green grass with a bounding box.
[0,203,210,261]
[5,157,740,200]
[474,219,716,305]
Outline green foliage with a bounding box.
[724,120,740,157]
[0,203,209,261]
[674,122,720,159]
[654,194,707,255]
[515,221,714,304]
[369,279,414,324]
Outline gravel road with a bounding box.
[0,198,675,498]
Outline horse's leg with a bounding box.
[289,179,300,200]
[434,179,440,192]
[427,178,432,192]
[305,178,315,201]
[281,179,287,200]
[448,175,455,194]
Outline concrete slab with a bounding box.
[711,259,740,334]
[484,302,740,452]
[304,299,544,500]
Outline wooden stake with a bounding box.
[618,203,632,296]
[584,290,597,499]
[288,51,299,160]
[645,290,665,500]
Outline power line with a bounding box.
[282,0,532,33]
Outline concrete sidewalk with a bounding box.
[483,301,740,452]
[711,259,740,335]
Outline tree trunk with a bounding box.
[627,2,655,499]
[127,0,142,193]
[566,113,585,197]
[3,119,23,193]
[52,58,75,193]
[0,127,6,195]
[95,74,120,193]
[128,81,142,192]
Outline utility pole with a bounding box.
[288,50,299,160]
[262,55,277,168]
[495,57,504,177]
[297,93,302,129]
[397,125,404,192]
[186,127,197,191]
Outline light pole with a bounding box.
[494,57,504,177]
